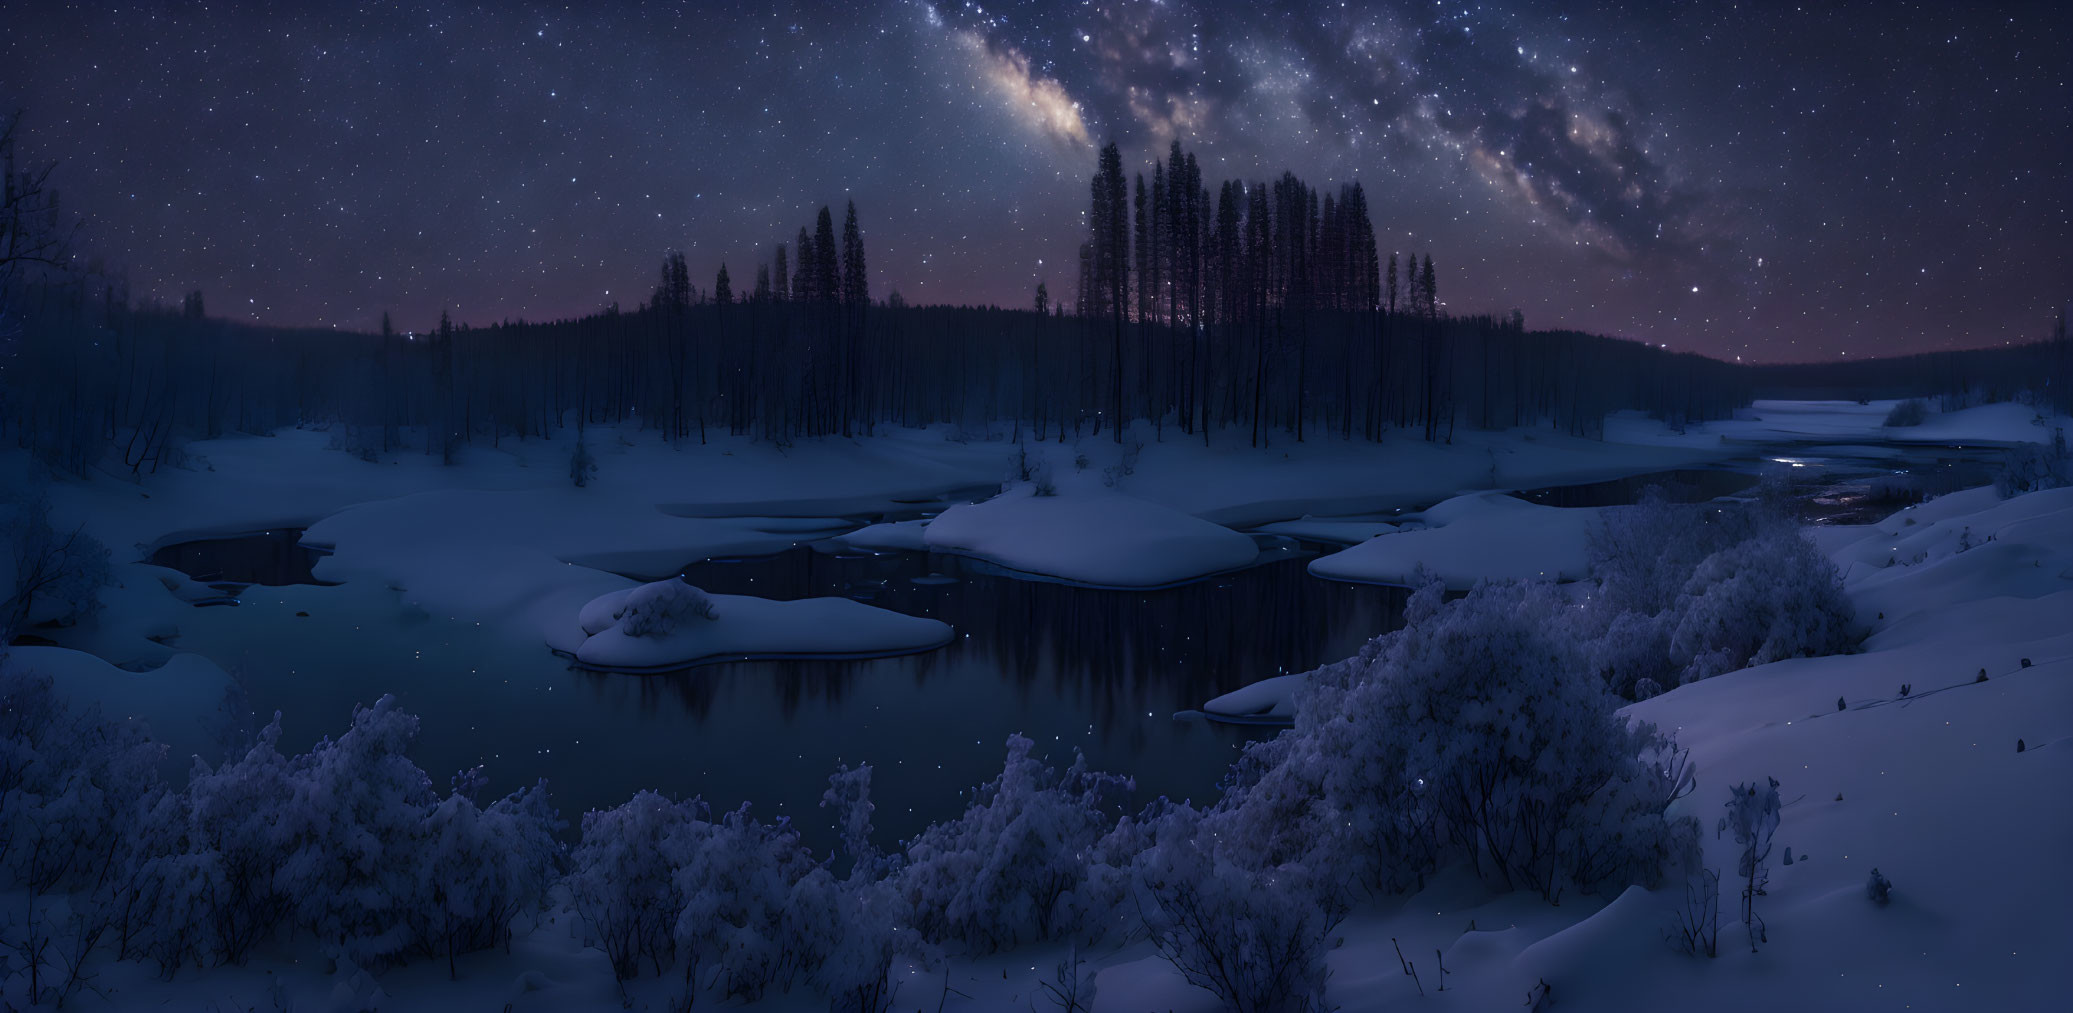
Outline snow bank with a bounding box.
[1195,483,2073,1010]
[1827,485,2073,633]
[568,579,952,671]
[833,517,931,552]
[1308,492,1600,588]
[1199,672,1305,723]
[923,484,1258,587]
[1603,398,2070,449]
[0,645,234,769]
[1118,422,1725,526]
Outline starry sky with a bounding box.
[2,1,2068,361]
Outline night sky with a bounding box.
[3,1,2068,361]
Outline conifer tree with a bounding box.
[794,227,816,302]
[813,207,839,305]
[840,201,867,310]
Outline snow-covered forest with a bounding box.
[4,11,2073,1007]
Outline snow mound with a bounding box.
[923,484,1258,587]
[569,579,952,671]
[1308,492,1600,588]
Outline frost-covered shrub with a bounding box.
[671,805,817,1001]
[0,485,112,639]
[1995,427,2069,498]
[1265,580,1693,901]
[0,661,168,1000]
[1587,490,1755,620]
[184,715,300,964]
[1882,399,1929,427]
[614,577,718,637]
[1134,805,1344,1013]
[569,791,702,981]
[895,736,1132,952]
[414,778,563,977]
[269,696,442,965]
[1668,527,1854,683]
[0,665,164,893]
[570,434,598,488]
[1866,867,1892,905]
[821,762,880,876]
[188,699,558,971]
[789,870,906,1013]
[1587,490,1854,690]
[1718,778,1781,952]
[1005,442,1056,496]
[326,424,383,462]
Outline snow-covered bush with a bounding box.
[1588,492,1854,690]
[184,715,301,964]
[1718,778,1781,952]
[326,423,383,462]
[1,485,111,639]
[1134,805,1345,1013]
[570,434,598,487]
[1668,527,1854,683]
[1005,442,1056,496]
[1995,426,2069,498]
[1882,399,1929,427]
[821,762,880,877]
[0,662,167,1000]
[1587,490,1754,620]
[568,790,703,981]
[270,696,440,966]
[613,577,718,637]
[671,804,817,1001]
[1101,438,1143,488]
[789,869,906,1013]
[894,736,1132,952]
[183,699,560,972]
[1866,867,1892,905]
[1260,580,1694,901]
[414,777,563,977]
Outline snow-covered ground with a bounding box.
[14,473,2061,1012]
[9,404,2066,1011]
[1178,481,2070,1010]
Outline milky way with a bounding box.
[3,1,2067,361]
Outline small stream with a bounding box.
[138,444,2008,847]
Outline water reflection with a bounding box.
[652,545,1410,732]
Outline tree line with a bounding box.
[0,118,1769,476]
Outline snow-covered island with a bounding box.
[569,577,953,670]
